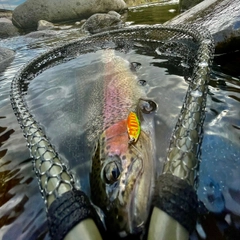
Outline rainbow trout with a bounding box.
[89,49,156,237]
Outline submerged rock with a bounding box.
[0,47,15,72]
[108,10,121,18]
[24,30,59,38]
[82,12,123,34]
[0,18,19,38]
[12,0,127,29]
[166,0,240,53]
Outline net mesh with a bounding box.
[10,24,214,208]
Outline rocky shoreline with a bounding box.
[0,0,240,73]
[0,9,13,19]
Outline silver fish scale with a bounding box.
[10,25,214,210]
[101,53,143,130]
[86,50,144,141]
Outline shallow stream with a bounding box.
[0,1,240,239]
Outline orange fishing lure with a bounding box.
[127,112,141,143]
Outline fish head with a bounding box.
[90,119,155,237]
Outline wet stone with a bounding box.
[12,0,127,29]
[0,18,19,38]
[0,47,15,72]
[82,13,123,34]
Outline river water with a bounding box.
[0,1,240,240]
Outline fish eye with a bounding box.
[103,162,121,184]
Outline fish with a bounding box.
[89,49,156,237]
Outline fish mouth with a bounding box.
[117,133,154,236]
[126,156,152,235]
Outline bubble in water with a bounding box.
[198,177,225,213]
[138,79,147,86]
[130,62,142,71]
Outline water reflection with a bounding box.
[196,68,240,239]
[5,45,239,240]
[0,41,50,239]
[127,0,179,25]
